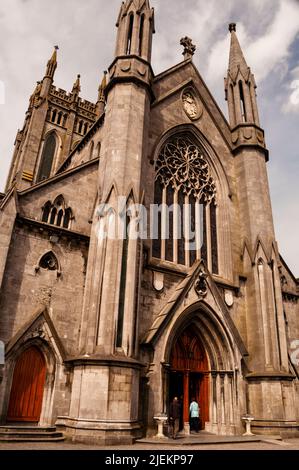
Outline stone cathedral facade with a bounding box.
[0,0,298,444]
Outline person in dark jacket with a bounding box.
[169,397,181,439]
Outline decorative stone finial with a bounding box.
[229,23,236,33]
[180,37,196,60]
[72,74,81,95]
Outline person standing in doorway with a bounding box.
[189,397,200,433]
[169,396,181,439]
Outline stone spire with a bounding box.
[227,23,249,79]
[45,46,58,79]
[41,46,58,98]
[225,23,260,127]
[96,71,107,116]
[72,74,81,96]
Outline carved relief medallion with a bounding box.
[182,89,202,121]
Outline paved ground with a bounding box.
[0,438,299,451]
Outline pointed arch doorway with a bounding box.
[7,346,46,423]
[169,326,209,433]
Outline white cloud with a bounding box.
[246,0,299,82]
[282,66,299,113]
[205,0,299,91]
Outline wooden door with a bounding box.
[170,326,209,429]
[7,346,46,422]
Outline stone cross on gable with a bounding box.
[180,37,196,60]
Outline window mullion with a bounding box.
[206,203,212,270]
[161,186,167,261]
[173,190,179,264]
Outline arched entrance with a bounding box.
[7,346,46,423]
[169,326,209,432]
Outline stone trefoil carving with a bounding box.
[195,269,208,297]
[155,135,217,204]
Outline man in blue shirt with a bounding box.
[189,398,200,433]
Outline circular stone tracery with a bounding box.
[155,135,216,203]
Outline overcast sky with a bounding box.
[0,0,298,275]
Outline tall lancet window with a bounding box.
[238,81,247,122]
[126,13,134,55]
[116,213,130,348]
[139,14,145,56]
[37,133,57,182]
[153,134,218,274]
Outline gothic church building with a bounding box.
[0,0,298,444]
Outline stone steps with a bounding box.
[0,426,65,442]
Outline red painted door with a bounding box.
[7,346,46,422]
[170,327,209,430]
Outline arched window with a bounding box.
[96,142,101,159]
[57,112,63,126]
[126,13,134,55]
[36,133,57,182]
[63,113,68,126]
[153,134,218,273]
[239,80,247,122]
[51,109,57,123]
[42,201,52,223]
[50,207,57,225]
[63,208,72,229]
[116,213,130,348]
[89,141,94,160]
[139,14,145,56]
[56,209,64,227]
[39,251,58,271]
[47,107,52,121]
[44,195,73,229]
[78,120,83,134]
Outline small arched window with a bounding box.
[36,133,57,182]
[96,142,101,159]
[50,207,57,225]
[139,14,145,56]
[57,112,63,126]
[63,208,72,229]
[78,120,83,134]
[42,201,52,223]
[89,141,94,160]
[57,209,64,227]
[126,13,134,55]
[239,80,247,122]
[37,251,61,277]
[39,251,58,271]
[47,107,52,121]
[51,109,57,123]
[83,122,88,134]
[42,195,73,229]
[116,212,131,348]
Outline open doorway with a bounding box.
[169,326,209,432]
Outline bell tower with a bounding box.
[225,24,295,434]
[63,0,155,444]
[79,0,155,357]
